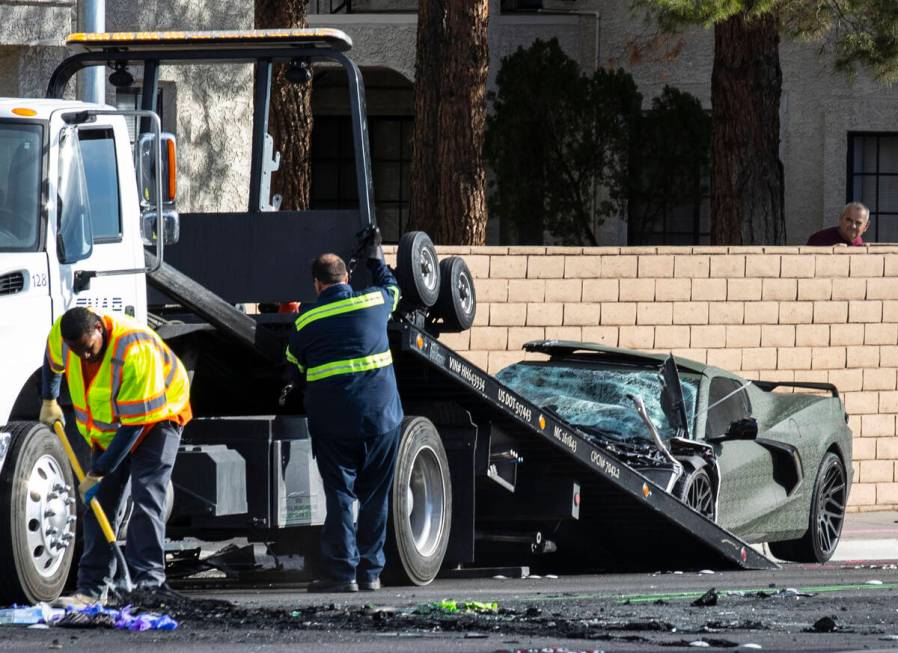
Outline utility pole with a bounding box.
[78,0,105,104]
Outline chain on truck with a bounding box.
[0,29,776,605]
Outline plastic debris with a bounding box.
[865,579,883,585]
[527,574,542,579]
[741,644,762,649]
[698,569,715,575]
[545,574,559,579]
[0,603,63,626]
[689,640,711,647]
[414,599,498,615]
[56,603,177,631]
[692,588,719,607]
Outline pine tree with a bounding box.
[637,1,898,244]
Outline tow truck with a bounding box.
[0,29,776,605]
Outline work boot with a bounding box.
[52,591,105,609]
[307,578,359,593]
[358,577,381,591]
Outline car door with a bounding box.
[706,376,787,538]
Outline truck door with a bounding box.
[0,121,50,425]
[49,117,146,322]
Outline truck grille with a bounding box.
[0,271,25,295]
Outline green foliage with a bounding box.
[483,39,642,245]
[629,86,711,242]
[637,0,898,82]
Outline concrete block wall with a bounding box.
[386,244,898,511]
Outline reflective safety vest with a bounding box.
[46,312,192,449]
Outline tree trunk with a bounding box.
[711,13,785,245]
[409,0,489,245]
[255,0,312,211]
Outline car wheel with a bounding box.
[433,256,477,332]
[769,451,846,563]
[0,422,77,604]
[678,467,716,521]
[384,416,452,586]
[397,231,440,308]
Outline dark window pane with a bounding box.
[311,162,340,202]
[373,162,401,203]
[371,120,401,159]
[880,137,898,173]
[79,129,121,240]
[880,177,898,212]
[876,215,898,243]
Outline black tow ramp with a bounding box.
[397,323,778,571]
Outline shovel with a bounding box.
[52,420,134,593]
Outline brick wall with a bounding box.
[387,244,898,511]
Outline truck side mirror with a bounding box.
[136,132,179,245]
[136,132,177,209]
[725,417,758,440]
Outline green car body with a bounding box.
[498,340,853,562]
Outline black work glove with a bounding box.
[362,226,384,262]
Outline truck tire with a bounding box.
[769,451,846,563]
[0,422,77,604]
[397,231,440,308]
[384,416,451,586]
[433,256,476,332]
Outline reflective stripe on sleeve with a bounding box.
[294,291,385,333]
[305,350,393,382]
[387,285,400,311]
[285,345,304,373]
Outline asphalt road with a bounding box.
[2,561,897,652]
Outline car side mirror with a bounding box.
[140,209,180,246]
[725,417,758,440]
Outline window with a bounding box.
[847,132,898,242]
[115,87,165,145]
[310,115,413,242]
[0,122,42,252]
[79,129,121,242]
[705,377,751,439]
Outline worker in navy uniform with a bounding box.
[286,230,403,593]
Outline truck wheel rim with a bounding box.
[456,271,473,314]
[405,444,445,558]
[418,248,438,293]
[25,454,75,578]
[816,460,846,557]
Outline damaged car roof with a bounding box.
[523,339,709,375]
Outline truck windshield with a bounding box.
[0,123,41,252]
[496,361,700,443]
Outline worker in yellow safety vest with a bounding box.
[39,307,191,607]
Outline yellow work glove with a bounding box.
[79,473,102,503]
[39,399,64,427]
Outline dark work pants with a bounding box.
[77,421,181,596]
[313,425,401,584]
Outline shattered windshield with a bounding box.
[496,361,700,443]
[0,122,42,252]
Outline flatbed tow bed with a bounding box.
[147,246,776,573]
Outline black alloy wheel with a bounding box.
[769,451,846,563]
[679,468,716,521]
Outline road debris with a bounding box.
[691,589,719,607]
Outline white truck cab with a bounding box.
[0,100,152,427]
[0,98,172,602]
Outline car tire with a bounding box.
[433,256,477,332]
[678,467,716,521]
[384,416,452,586]
[768,451,846,563]
[397,231,440,308]
[0,422,77,604]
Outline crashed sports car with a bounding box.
[496,340,853,563]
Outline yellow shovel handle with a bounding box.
[51,421,118,545]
